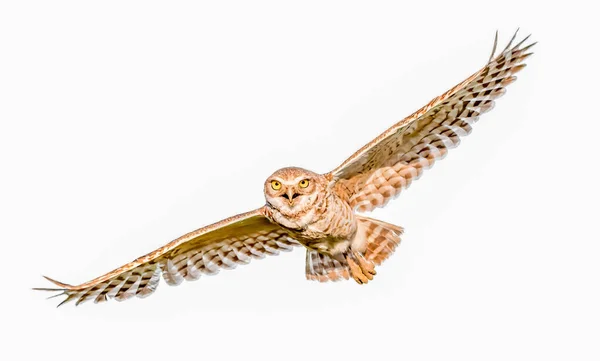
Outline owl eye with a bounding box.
[271,180,282,190]
[298,179,310,188]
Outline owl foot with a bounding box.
[346,251,377,284]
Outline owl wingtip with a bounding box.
[41,275,74,289]
[488,31,500,62]
[32,276,76,307]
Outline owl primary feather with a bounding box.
[35,30,535,306]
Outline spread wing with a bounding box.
[328,30,535,212]
[35,207,299,306]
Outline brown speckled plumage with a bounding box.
[36,31,534,306]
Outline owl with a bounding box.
[36,31,535,306]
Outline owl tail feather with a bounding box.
[305,250,351,282]
[356,215,403,266]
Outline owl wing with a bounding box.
[328,31,535,212]
[34,207,299,306]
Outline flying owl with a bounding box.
[36,31,535,306]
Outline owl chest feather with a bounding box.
[267,193,357,255]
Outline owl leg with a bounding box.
[346,251,376,285]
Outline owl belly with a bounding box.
[275,195,357,257]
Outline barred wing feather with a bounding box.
[329,31,535,212]
[35,207,298,306]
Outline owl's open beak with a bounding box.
[281,188,300,205]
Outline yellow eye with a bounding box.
[299,179,310,188]
[271,180,282,190]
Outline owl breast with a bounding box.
[266,192,357,256]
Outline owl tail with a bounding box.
[304,216,403,284]
[356,215,404,266]
[305,250,351,282]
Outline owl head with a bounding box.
[264,167,326,216]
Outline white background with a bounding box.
[1,1,598,360]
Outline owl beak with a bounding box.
[286,189,296,205]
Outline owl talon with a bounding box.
[347,256,367,284]
[346,251,376,284]
[354,251,376,277]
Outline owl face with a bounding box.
[264,167,324,216]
